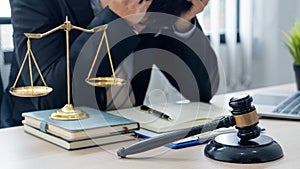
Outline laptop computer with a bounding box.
[253,91,300,120]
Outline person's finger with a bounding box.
[137,0,152,13]
[190,0,203,7]
[138,0,152,4]
[127,0,150,11]
[201,0,209,6]
[123,0,139,6]
[191,0,206,12]
[191,0,209,6]
[126,0,139,9]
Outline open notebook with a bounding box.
[109,102,228,133]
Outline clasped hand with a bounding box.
[107,0,209,32]
[180,0,209,21]
[108,0,152,26]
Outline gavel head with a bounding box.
[229,94,261,141]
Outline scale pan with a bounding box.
[85,77,126,87]
[9,86,53,97]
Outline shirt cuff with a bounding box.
[172,19,197,39]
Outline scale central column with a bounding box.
[50,17,88,120]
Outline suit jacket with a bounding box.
[1,0,219,128]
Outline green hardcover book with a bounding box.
[22,107,140,141]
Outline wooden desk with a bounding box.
[1,84,299,169]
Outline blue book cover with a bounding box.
[22,107,140,140]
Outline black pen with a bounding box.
[140,105,173,121]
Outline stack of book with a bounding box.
[22,107,140,150]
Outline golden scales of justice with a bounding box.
[9,16,126,120]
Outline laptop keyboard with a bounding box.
[273,92,300,115]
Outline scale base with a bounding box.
[50,104,88,120]
[204,133,283,163]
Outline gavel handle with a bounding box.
[117,116,235,158]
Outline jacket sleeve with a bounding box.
[160,18,220,102]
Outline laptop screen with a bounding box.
[253,94,287,106]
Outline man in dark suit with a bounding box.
[1,0,219,128]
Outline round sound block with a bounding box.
[204,133,283,163]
